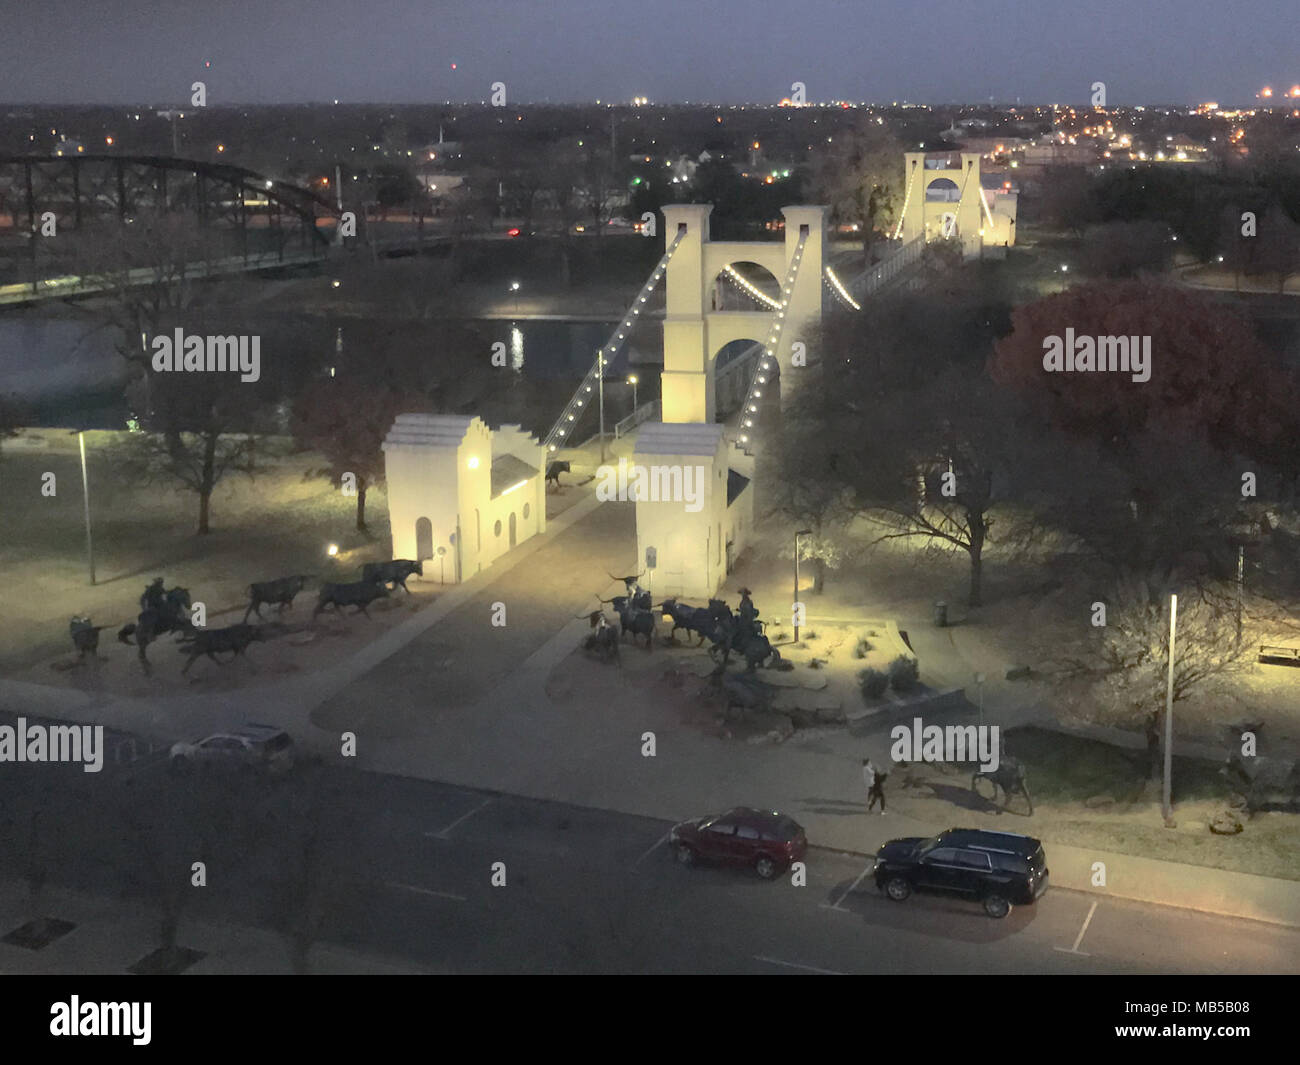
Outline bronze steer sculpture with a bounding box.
[546,461,571,489]
[244,575,314,621]
[315,580,390,617]
[598,594,656,650]
[179,623,265,673]
[70,616,106,661]
[362,559,423,593]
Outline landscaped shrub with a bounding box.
[888,655,919,692]
[853,636,872,659]
[859,668,888,699]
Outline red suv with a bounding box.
[670,807,807,879]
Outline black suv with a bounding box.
[872,828,1049,918]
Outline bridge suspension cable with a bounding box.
[721,264,781,310]
[543,229,686,452]
[822,265,861,311]
[735,228,809,452]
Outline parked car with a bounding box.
[170,723,295,777]
[872,828,1049,918]
[670,807,807,879]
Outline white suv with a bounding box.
[170,723,294,776]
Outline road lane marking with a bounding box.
[823,862,875,911]
[754,955,844,975]
[425,798,493,840]
[1054,900,1097,957]
[634,831,671,867]
[385,882,467,903]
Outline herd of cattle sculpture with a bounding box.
[79,560,426,676]
[581,577,781,673]
[73,556,781,680]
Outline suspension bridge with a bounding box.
[541,204,924,460]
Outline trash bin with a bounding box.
[933,601,948,628]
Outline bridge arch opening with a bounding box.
[925,177,961,202]
[713,337,765,418]
[710,260,781,312]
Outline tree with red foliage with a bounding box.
[292,379,412,532]
[988,280,1296,468]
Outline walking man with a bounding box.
[864,758,887,815]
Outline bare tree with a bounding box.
[1046,577,1256,785]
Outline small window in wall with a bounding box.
[523,502,531,520]
[494,519,503,537]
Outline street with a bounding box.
[2,754,1297,974]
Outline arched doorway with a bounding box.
[415,516,433,560]
[508,511,517,548]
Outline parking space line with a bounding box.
[754,955,844,975]
[1054,900,1097,957]
[823,862,875,911]
[425,799,493,840]
[633,831,672,867]
[385,882,467,903]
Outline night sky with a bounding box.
[0,0,1294,106]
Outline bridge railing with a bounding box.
[613,399,662,439]
[543,228,686,452]
[847,235,925,299]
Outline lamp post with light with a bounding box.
[1162,593,1178,828]
[793,528,812,643]
[628,373,638,412]
[598,352,607,463]
[70,429,95,584]
[510,281,520,316]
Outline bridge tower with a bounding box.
[898,152,987,259]
[659,203,829,423]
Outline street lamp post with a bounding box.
[72,429,95,585]
[793,528,812,643]
[628,373,638,412]
[598,352,606,463]
[510,281,520,316]
[1162,593,1178,827]
[975,672,985,728]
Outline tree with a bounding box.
[1079,220,1174,278]
[372,163,422,215]
[292,377,411,531]
[770,416,856,594]
[989,281,1297,468]
[804,288,1036,607]
[58,215,219,376]
[851,369,1035,607]
[1253,203,1300,293]
[1046,577,1254,784]
[1033,165,1097,236]
[807,119,903,263]
[579,148,623,235]
[543,146,583,286]
[109,420,258,536]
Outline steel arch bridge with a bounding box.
[0,154,340,291]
